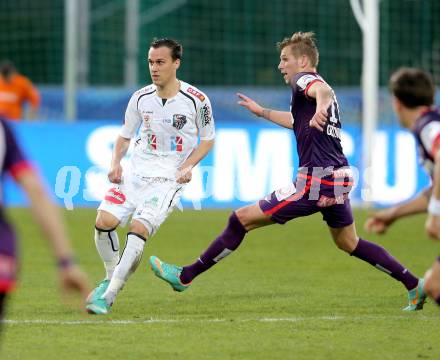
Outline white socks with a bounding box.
[103,232,146,305]
[95,227,120,280]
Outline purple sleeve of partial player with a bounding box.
[1,119,30,179]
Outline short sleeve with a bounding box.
[120,93,142,139]
[420,121,440,157]
[196,96,215,141]
[1,119,32,180]
[294,73,323,98]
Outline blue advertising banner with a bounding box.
[4,121,430,209]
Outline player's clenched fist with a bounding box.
[364,209,396,234]
[108,163,123,184]
[176,166,193,184]
[309,107,328,131]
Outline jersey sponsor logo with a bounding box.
[187,87,205,101]
[172,114,187,130]
[332,167,354,178]
[142,111,150,122]
[0,92,18,102]
[141,111,151,129]
[316,193,348,207]
[161,118,172,125]
[171,136,183,152]
[104,188,126,205]
[142,196,159,209]
[135,86,154,96]
[200,104,212,126]
[147,133,157,150]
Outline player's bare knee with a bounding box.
[234,207,252,228]
[235,204,270,231]
[129,220,149,239]
[424,274,439,298]
[335,236,358,253]
[95,211,119,230]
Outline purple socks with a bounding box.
[179,219,420,292]
[351,238,418,290]
[180,212,247,284]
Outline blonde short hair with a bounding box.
[277,31,319,67]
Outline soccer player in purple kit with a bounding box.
[150,32,425,311]
[0,118,90,331]
[365,67,440,307]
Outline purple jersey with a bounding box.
[1,119,30,204]
[290,72,351,198]
[0,119,29,292]
[412,107,440,179]
[1,119,28,175]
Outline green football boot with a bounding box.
[149,256,190,292]
[86,279,110,305]
[86,296,110,315]
[403,278,426,311]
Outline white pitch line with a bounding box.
[1,315,437,325]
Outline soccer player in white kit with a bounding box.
[86,38,215,314]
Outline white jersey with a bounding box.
[120,81,215,179]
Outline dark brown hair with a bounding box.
[150,38,183,61]
[0,60,16,79]
[389,67,435,108]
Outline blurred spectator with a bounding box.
[0,61,40,121]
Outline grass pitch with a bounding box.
[2,208,440,359]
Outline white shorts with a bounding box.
[98,173,184,236]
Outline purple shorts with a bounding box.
[259,184,354,228]
[0,219,17,293]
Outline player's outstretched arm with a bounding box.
[236,93,293,129]
[108,135,131,184]
[364,188,430,234]
[16,168,91,300]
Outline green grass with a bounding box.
[1,208,440,359]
